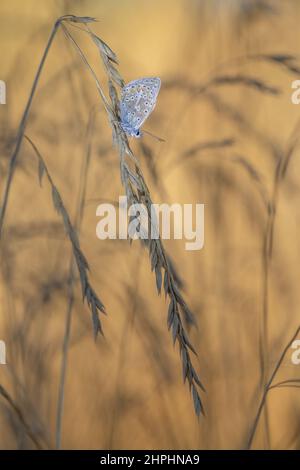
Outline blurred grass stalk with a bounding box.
[0,17,61,238]
[55,108,96,449]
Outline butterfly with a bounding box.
[120,77,161,138]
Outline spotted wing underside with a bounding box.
[120,77,161,132]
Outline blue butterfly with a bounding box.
[120,77,161,138]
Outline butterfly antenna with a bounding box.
[142,129,166,142]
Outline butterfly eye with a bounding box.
[144,110,148,114]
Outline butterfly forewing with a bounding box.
[120,78,161,134]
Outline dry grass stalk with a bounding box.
[0,384,45,449]
[24,134,106,337]
[0,16,97,238]
[61,20,205,416]
[55,108,97,449]
[247,325,300,449]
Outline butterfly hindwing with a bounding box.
[120,77,161,135]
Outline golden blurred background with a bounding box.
[1,0,300,450]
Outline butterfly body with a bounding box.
[120,77,161,138]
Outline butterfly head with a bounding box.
[121,122,142,138]
[133,129,142,138]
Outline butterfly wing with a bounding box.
[120,78,161,133]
